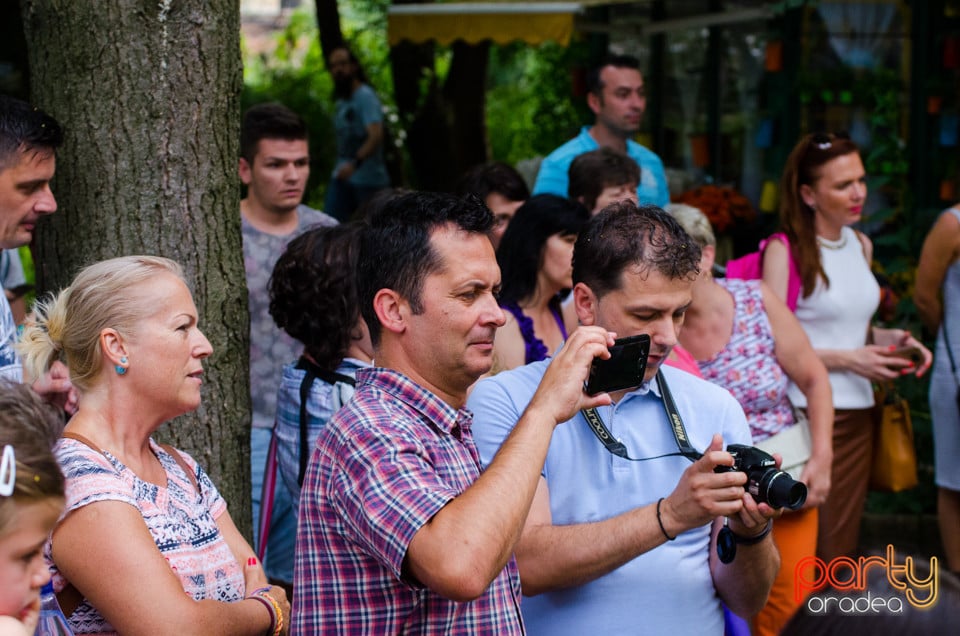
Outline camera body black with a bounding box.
[715,444,807,510]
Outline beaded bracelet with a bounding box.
[656,497,675,541]
[248,593,280,636]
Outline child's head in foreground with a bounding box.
[0,381,65,630]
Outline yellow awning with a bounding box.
[388,2,585,47]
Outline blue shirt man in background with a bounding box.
[533,55,669,207]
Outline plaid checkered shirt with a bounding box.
[292,367,525,634]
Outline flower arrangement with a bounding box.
[673,185,756,233]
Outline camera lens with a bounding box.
[758,469,807,510]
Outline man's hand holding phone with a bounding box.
[585,334,651,395]
[527,326,616,427]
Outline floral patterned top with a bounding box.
[697,278,794,442]
[47,437,245,635]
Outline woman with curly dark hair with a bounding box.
[268,222,372,511]
[492,194,589,371]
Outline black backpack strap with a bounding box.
[295,357,356,486]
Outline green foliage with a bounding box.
[242,15,336,208]
[243,4,593,184]
[241,4,397,206]
[485,41,591,165]
[858,67,941,515]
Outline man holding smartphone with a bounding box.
[468,202,780,635]
[292,192,618,634]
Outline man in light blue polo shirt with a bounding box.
[533,55,668,207]
[468,202,779,635]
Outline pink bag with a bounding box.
[723,232,802,311]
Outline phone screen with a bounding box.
[585,334,651,395]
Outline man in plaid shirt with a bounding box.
[292,191,616,634]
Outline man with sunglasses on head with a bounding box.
[468,201,780,635]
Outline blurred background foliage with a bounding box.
[241,4,589,204]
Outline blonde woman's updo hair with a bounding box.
[17,255,185,392]
[664,203,716,249]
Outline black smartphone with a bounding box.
[585,334,651,395]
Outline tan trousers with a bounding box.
[816,407,875,561]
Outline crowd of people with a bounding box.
[0,44,957,636]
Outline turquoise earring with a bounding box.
[115,356,128,376]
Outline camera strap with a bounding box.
[581,369,764,562]
[580,369,702,462]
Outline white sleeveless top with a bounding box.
[788,226,879,409]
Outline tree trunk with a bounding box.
[19,1,253,538]
[444,41,489,173]
[314,0,344,61]
[390,0,490,190]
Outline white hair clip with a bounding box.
[0,445,14,496]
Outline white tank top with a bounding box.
[788,226,879,409]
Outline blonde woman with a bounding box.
[18,256,289,636]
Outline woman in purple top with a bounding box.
[492,194,589,371]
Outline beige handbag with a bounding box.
[754,404,812,482]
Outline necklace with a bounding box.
[817,234,848,250]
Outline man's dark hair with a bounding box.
[585,54,641,96]
[358,191,493,346]
[455,161,529,204]
[573,201,701,298]
[568,148,641,211]
[497,194,589,304]
[327,45,369,85]
[0,95,63,172]
[240,102,308,164]
[269,222,365,371]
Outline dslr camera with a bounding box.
[715,444,807,510]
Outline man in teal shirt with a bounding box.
[533,55,668,207]
[325,46,390,221]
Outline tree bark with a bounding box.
[20,1,253,538]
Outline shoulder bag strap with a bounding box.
[159,444,200,495]
[294,356,356,487]
[61,431,199,495]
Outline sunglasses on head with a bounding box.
[809,131,850,150]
